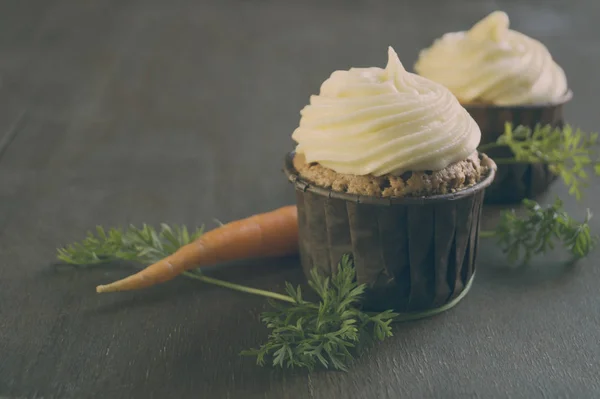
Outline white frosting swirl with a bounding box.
[414,11,568,105]
[291,47,481,176]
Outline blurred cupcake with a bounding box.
[283,47,496,314]
[414,11,572,203]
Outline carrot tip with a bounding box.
[96,285,111,293]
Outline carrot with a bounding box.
[96,205,299,293]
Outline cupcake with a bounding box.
[283,47,496,314]
[414,11,572,203]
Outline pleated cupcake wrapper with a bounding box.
[283,152,497,313]
[464,91,572,204]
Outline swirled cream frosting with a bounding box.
[414,11,568,105]
[291,47,481,176]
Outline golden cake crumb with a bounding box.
[293,153,488,198]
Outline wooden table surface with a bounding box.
[1,1,600,398]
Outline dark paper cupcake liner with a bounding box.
[464,91,573,204]
[283,152,497,313]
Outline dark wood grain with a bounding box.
[1,0,600,398]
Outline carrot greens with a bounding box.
[242,255,397,371]
[58,232,397,371]
[57,224,205,265]
[57,199,596,371]
[479,198,595,265]
[478,123,600,199]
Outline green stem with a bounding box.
[184,269,475,323]
[479,230,496,239]
[393,272,476,322]
[478,142,540,164]
[477,142,501,152]
[491,158,534,165]
[182,271,296,303]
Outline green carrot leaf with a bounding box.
[242,255,398,372]
[57,224,204,266]
[482,198,597,265]
[479,123,600,199]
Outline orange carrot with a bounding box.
[96,205,299,293]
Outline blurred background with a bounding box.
[1,0,596,226]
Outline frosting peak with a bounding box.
[468,10,509,43]
[414,11,568,105]
[292,47,481,177]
